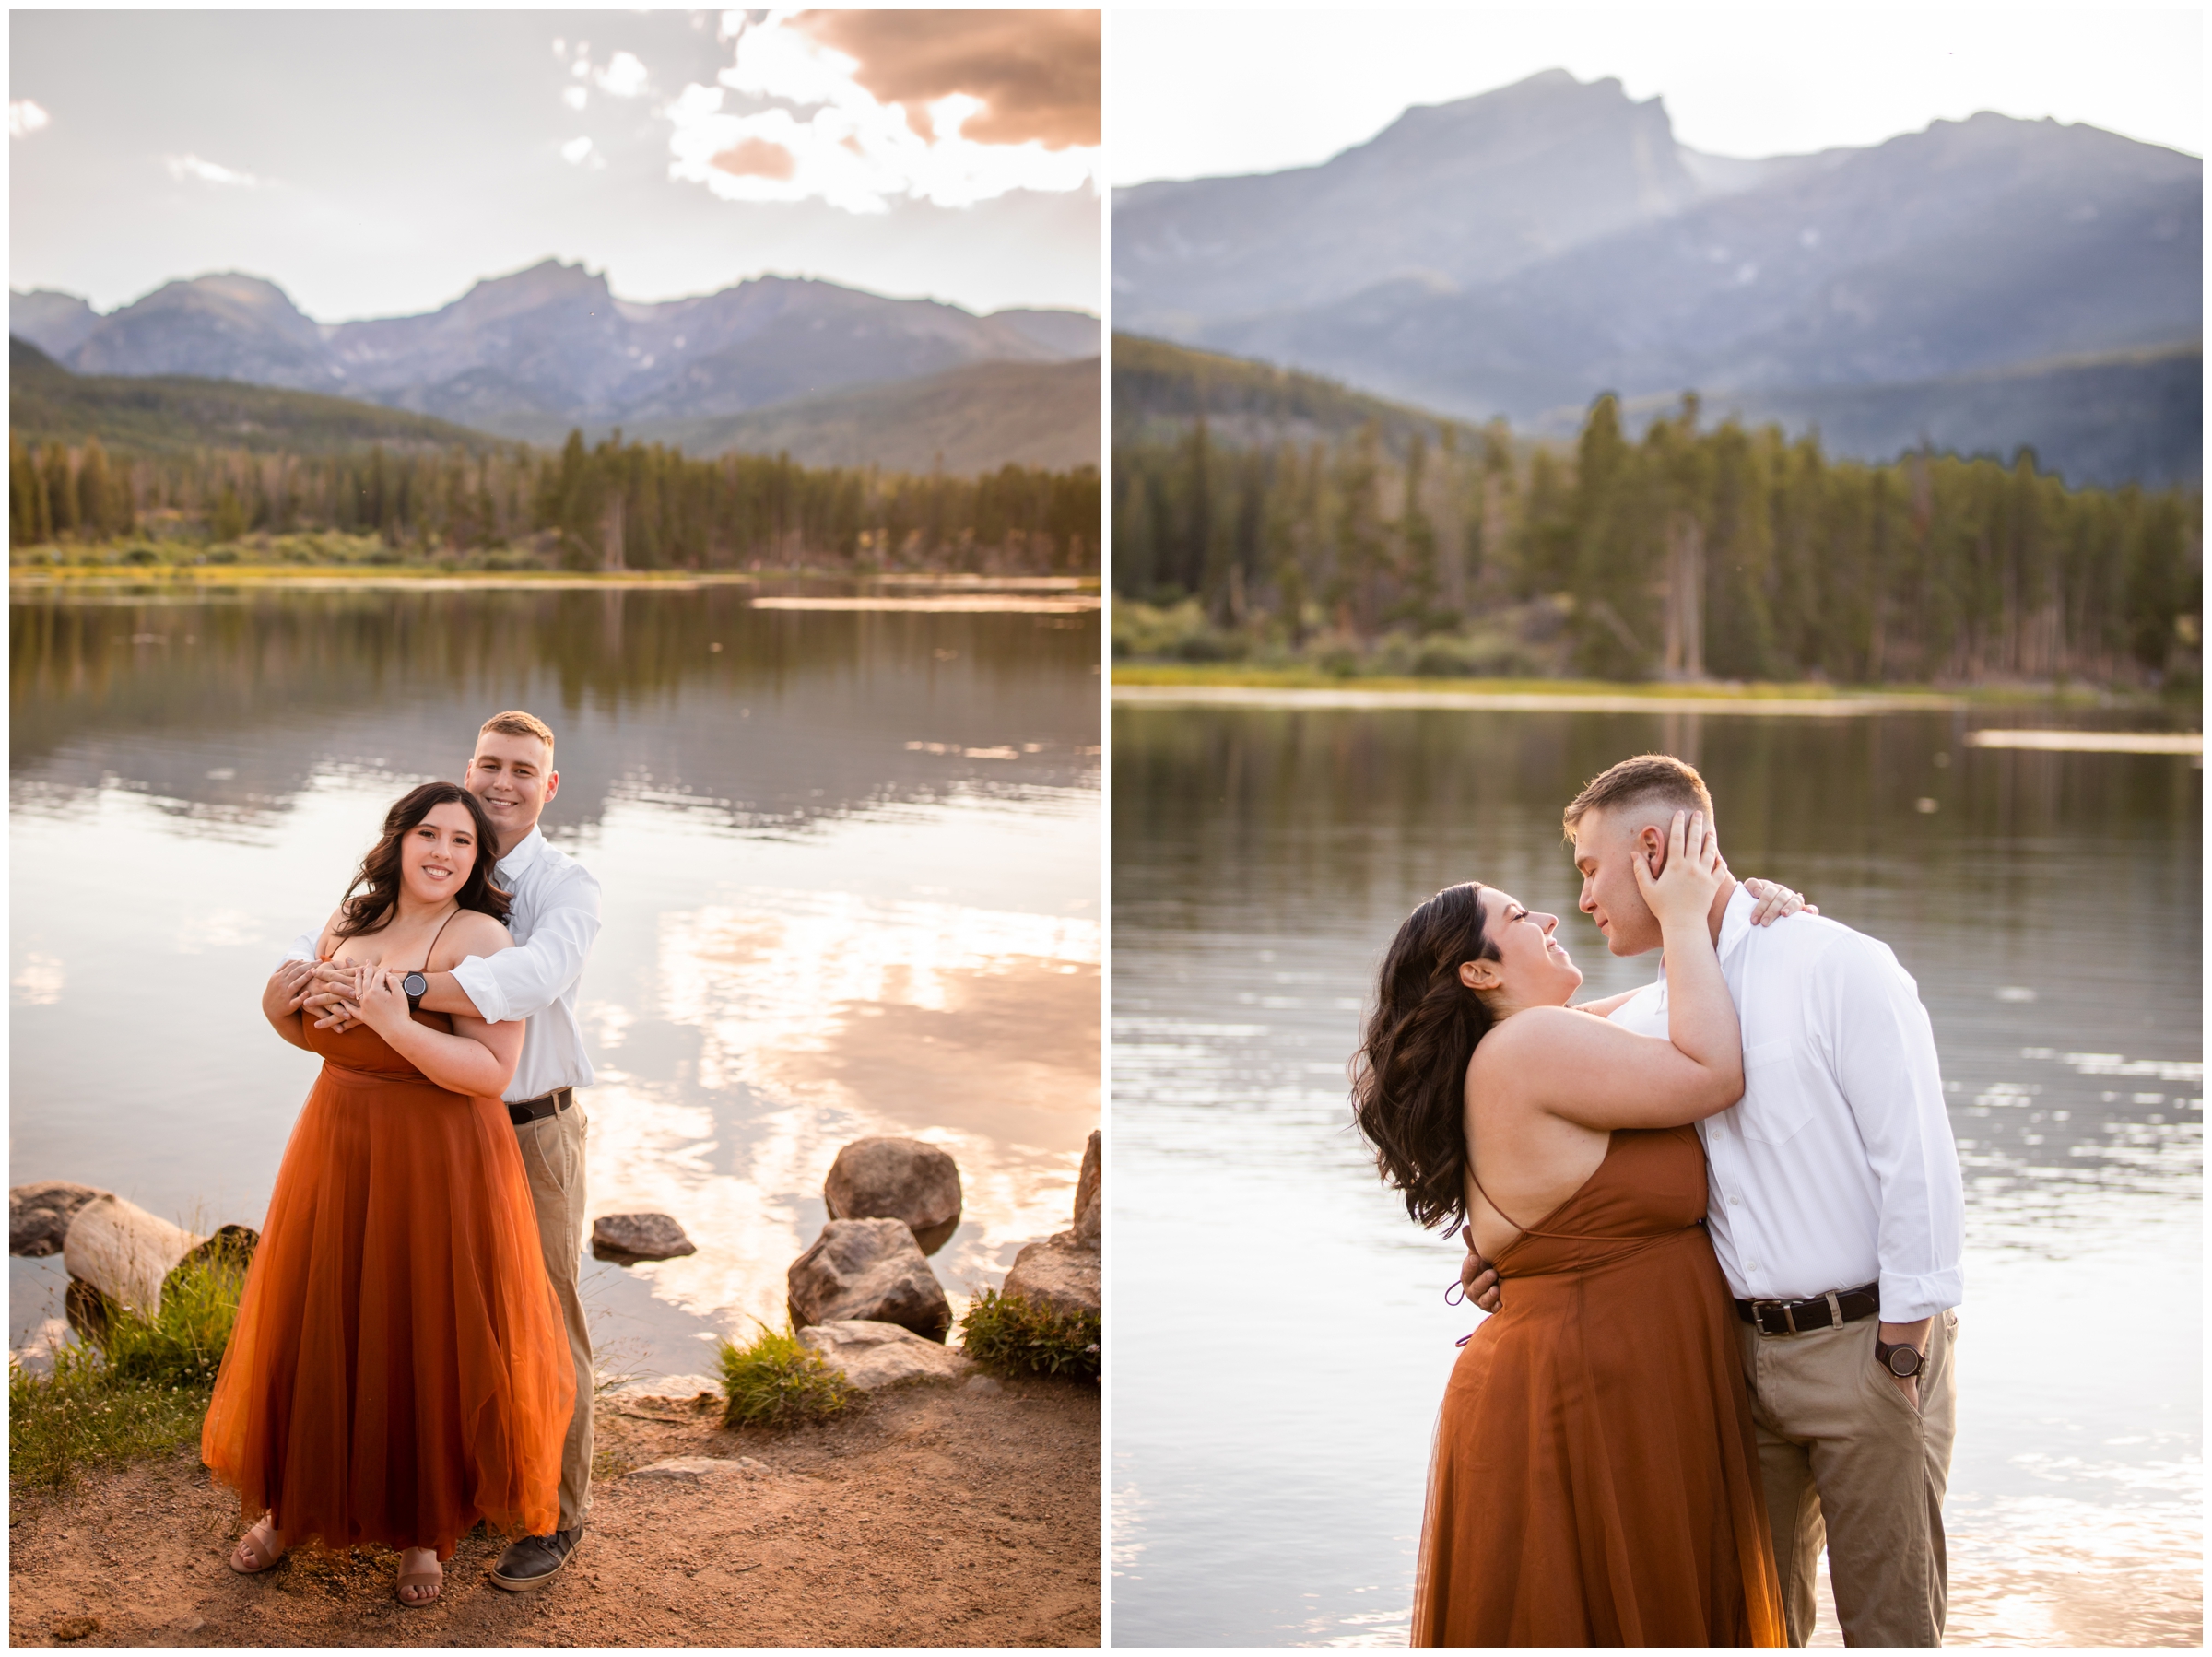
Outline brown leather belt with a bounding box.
[1735,1280,1880,1336]
[508,1087,574,1126]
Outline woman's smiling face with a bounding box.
[401,799,478,906]
[1471,887,1583,1006]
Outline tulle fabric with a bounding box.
[1412,1126,1785,1647]
[201,1011,573,1559]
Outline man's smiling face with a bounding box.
[1571,803,1668,958]
[465,730,558,852]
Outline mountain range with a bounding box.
[1113,70,2201,484]
[10,261,1100,456]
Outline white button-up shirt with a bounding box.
[288,824,600,1104]
[1608,884,1965,1322]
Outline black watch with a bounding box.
[401,971,429,1015]
[1875,1339,1924,1379]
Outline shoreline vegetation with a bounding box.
[1112,378,2200,697]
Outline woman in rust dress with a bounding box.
[1353,812,1786,1647]
[206,782,572,1607]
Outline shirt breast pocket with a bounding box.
[1736,1038,1813,1146]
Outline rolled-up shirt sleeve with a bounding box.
[1820,938,1967,1322]
[285,930,320,963]
[451,864,602,1025]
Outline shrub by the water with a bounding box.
[716,1326,856,1430]
[8,1250,249,1488]
[959,1289,1101,1381]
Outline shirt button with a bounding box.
[1746,1259,1760,1272]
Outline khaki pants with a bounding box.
[1736,1309,1958,1647]
[514,1101,593,1532]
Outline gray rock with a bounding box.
[1073,1129,1101,1246]
[10,1181,107,1258]
[592,1212,698,1263]
[787,1218,951,1341]
[626,1455,760,1483]
[609,1373,724,1404]
[63,1194,204,1313]
[799,1319,975,1391]
[1002,1231,1101,1321]
[824,1137,963,1254]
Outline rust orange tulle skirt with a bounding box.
[201,1041,573,1560]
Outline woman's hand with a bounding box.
[348,966,413,1040]
[1741,877,1819,926]
[1631,809,1724,931]
[262,960,314,1027]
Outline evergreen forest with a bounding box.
[1112,394,2200,687]
[9,429,1101,577]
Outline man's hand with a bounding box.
[1458,1225,1503,1314]
[306,959,362,1032]
[262,960,314,1025]
[1877,1317,1933,1410]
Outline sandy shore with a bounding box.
[7,1377,1100,1648]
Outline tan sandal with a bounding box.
[396,1546,443,1606]
[229,1517,286,1574]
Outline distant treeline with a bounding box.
[9,429,1102,574]
[1114,394,2201,685]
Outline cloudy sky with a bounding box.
[9,9,1102,323]
[1112,6,2202,185]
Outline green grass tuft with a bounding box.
[716,1325,856,1430]
[9,1251,250,1488]
[958,1289,1100,1381]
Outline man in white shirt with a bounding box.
[1464,753,1965,1647]
[294,710,601,1592]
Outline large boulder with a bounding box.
[788,1218,951,1341]
[824,1137,962,1254]
[62,1194,204,1314]
[798,1319,974,1391]
[10,1181,107,1258]
[592,1212,697,1263]
[1073,1129,1101,1247]
[1002,1232,1100,1321]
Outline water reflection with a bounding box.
[1110,704,2199,1648]
[10,584,1100,1386]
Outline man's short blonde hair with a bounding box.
[478,710,556,760]
[1562,753,1713,840]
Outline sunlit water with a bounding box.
[1110,703,2200,1648]
[9,582,1100,1392]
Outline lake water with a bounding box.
[9,580,1100,1393]
[1110,699,2201,1648]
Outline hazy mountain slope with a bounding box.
[629,357,1100,475]
[10,264,1101,446]
[9,335,508,456]
[1110,333,1467,459]
[9,290,100,358]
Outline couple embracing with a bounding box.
[207,711,600,1606]
[1356,755,1965,1648]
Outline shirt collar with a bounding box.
[1716,881,1757,962]
[497,825,548,879]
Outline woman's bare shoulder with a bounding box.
[435,909,513,967]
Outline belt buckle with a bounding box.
[1753,1299,1794,1336]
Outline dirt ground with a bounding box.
[7,1376,1100,1648]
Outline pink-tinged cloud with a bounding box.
[793,10,1101,150]
[712,137,797,182]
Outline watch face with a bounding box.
[402,972,429,998]
[1887,1346,1921,1378]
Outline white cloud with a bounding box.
[162,153,263,187]
[597,50,650,100]
[560,135,595,167]
[563,85,588,112]
[664,9,1100,214]
[9,100,51,140]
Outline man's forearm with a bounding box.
[415,970,486,1019]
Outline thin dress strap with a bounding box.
[1468,1169,1536,1249]
[421,906,463,970]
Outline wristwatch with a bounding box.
[1875,1339,1924,1379]
[401,971,429,1015]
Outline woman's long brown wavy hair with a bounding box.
[333,782,512,942]
[1350,882,1502,1234]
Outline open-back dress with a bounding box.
[202,985,572,1559]
[1412,1125,1785,1646]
